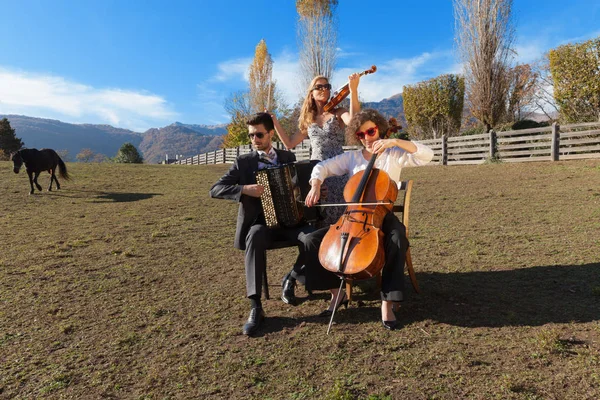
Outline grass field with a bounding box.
[1,159,599,399]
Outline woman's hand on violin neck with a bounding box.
[348,73,360,92]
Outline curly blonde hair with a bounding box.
[345,109,390,146]
[298,75,330,134]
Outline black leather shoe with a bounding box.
[281,275,297,306]
[242,307,265,336]
[382,319,398,331]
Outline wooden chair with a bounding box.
[345,179,421,301]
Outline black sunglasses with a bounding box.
[312,83,332,91]
[248,132,266,139]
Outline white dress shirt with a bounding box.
[311,142,434,188]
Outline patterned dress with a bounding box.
[308,116,348,226]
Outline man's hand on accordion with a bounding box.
[242,184,265,198]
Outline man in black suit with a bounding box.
[209,112,315,336]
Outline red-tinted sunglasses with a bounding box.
[355,126,378,140]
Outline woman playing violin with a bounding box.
[304,109,434,330]
[270,74,361,226]
[271,74,361,304]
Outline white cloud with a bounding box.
[272,51,302,106]
[194,83,230,125]
[0,67,177,131]
[558,30,600,46]
[514,42,546,64]
[212,57,252,82]
[332,51,459,101]
[203,49,461,112]
[336,47,364,59]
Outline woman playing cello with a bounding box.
[303,109,434,330]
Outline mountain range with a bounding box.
[1,94,405,164]
[2,115,229,164]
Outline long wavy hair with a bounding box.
[298,75,330,134]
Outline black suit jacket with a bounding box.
[209,149,297,250]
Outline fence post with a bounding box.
[441,134,448,165]
[205,152,209,165]
[551,122,560,161]
[489,129,497,161]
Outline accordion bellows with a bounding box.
[255,164,304,228]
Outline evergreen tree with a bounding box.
[114,142,144,163]
[0,118,24,160]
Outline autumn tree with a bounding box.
[548,36,600,123]
[403,74,465,139]
[56,149,70,162]
[0,118,24,160]
[506,63,539,122]
[454,0,515,131]
[76,148,95,162]
[222,91,253,148]
[223,39,286,148]
[248,39,279,114]
[296,0,338,90]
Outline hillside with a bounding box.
[139,125,223,164]
[2,115,226,164]
[1,115,143,160]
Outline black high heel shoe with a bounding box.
[318,294,348,317]
[382,302,399,330]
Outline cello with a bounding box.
[317,145,399,332]
[323,65,377,112]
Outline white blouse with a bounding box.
[310,142,434,187]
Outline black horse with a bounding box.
[11,148,71,194]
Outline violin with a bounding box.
[318,151,398,281]
[323,65,377,112]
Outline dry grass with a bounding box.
[1,159,599,399]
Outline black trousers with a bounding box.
[304,212,408,302]
[244,223,315,298]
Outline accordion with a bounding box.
[255,160,320,228]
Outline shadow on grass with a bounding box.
[251,263,600,335]
[91,192,162,202]
[400,262,600,327]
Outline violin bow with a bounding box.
[300,200,394,207]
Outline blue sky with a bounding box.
[0,0,598,132]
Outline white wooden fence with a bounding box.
[170,122,600,166]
